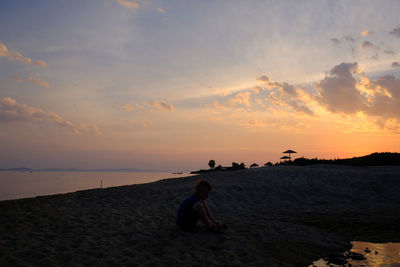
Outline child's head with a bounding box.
[195,179,212,200]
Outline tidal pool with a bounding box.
[310,241,400,267]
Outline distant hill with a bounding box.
[291,152,400,166]
[4,167,32,172]
[0,168,167,172]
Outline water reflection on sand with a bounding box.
[310,241,400,267]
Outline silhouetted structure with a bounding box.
[280,156,290,161]
[283,150,297,160]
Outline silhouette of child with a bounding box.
[177,179,226,232]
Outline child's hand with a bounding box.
[216,222,227,230]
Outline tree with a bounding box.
[208,160,216,169]
[250,163,259,168]
[264,162,273,166]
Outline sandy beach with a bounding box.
[1,165,399,266]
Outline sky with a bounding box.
[1,0,400,171]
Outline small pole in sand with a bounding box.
[101,179,102,189]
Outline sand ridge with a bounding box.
[0,165,399,266]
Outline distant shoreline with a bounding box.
[0,168,172,173]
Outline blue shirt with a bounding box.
[176,194,200,230]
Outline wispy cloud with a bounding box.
[116,0,165,14]
[204,75,315,116]
[228,92,252,107]
[0,42,46,68]
[256,75,269,82]
[344,36,355,42]
[11,75,23,83]
[330,38,341,45]
[10,75,51,88]
[116,0,139,9]
[360,41,373,49]
[384,50,396,56]
[389,26,400,37]
[28,77,51,88]
[0,97,101,135]
[121,104,134,111]
[132,100,175,111]
[391,62,400,68]
[150,100,175,111]
[361,30,374,36]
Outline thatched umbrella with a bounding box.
[280,156,290,161]
[283,150,297,160]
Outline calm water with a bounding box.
[0,171,192,201]
[311,241,400,266]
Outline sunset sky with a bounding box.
[1,0,400,171]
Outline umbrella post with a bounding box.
[283,150,297,162]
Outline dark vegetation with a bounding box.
[285,152,400,166]
[191,152,400,174]
[191,162,246,174]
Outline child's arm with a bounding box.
[202,201,217,224]
[193,201,217,229]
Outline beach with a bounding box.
[0,165,399,266]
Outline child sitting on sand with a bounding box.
[177,179,225,232]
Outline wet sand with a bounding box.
[0,165,399,266]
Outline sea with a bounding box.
[0,171,192,201]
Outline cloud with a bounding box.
[360,41,373,49]
[384,50,396,56]
[256,75,269,82]
[310,62,400,129]
[364,75,400,119]
[209,62,400,130]
[157,7,165,13]
[211,75,315,116]
[389,27,400,37]
[121,104,134,111]
[116,0,139,9]
[123,100,175,111]
[0,42,47,68]
[330,38,341,45]
[315,62,366,114]
[149,100,175,111]
[12,75,23,83]
[84,124,102,136]
[28,77,51,88]
[0,97,101,135]
[392,62,400,68]
[287,101,315,116]
[361,30,374,36]
[280,82,297,97]
[10,75,51,88]
[228,92,252,107]
[344,36,355,43]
